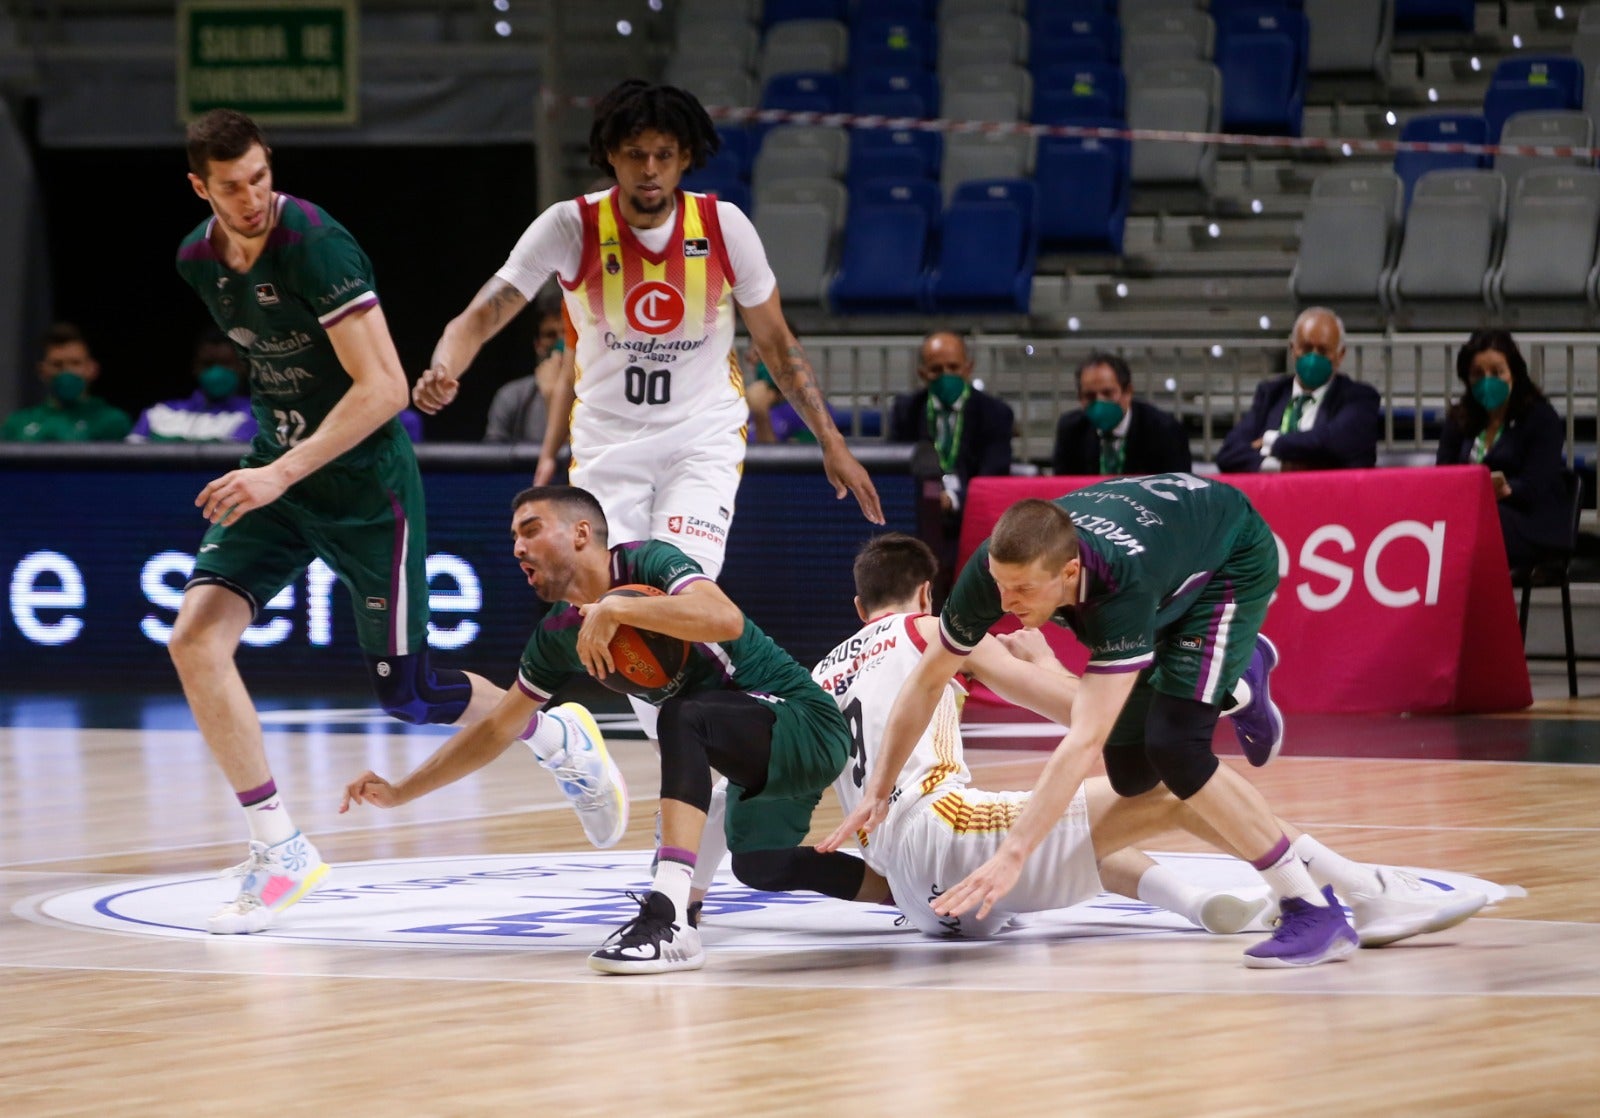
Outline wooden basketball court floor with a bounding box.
[3,667,1598,1117]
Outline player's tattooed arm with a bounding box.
[418,277,530,413]
[766,342,837,440]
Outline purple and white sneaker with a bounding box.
[1230,633,1284,767]
[1243,886,1359,969]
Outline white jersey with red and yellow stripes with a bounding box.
[812,611,1101,939]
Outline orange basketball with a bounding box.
[598,584,691,696]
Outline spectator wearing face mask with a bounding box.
[1437,330,1569,568]
[1051,352,1192,476]
[128,330,257,443]
[1215,306,1381,473]
[2,322,132,442]
[888,330,1014,516]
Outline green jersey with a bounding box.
[942,474,1265,674]
[515,539,826,709]
[0,397,131,442]
[175,192,404,468]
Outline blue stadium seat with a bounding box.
[849,66,939,118]
[854,177,944,230]
[922,179,1038,313]
[759,72,847,138]
[1208,0,1303,20]
[1394,113,1489,208]
[848,147,934,188]
[849,127,942,183]
[849,0,933,24]
[1216,7,1309,136]
[1034,126,1130,254]
[1033,62,1127,121]
[763,0,848,31]
[1030,0,1115,19]
[1030,12,1122,66]
[850,18,936,71]
[681,173,752,215]
[714,126,754,179]
[1394,0,1474,33]
[829,203,931,313]
[1483,56,1585,142]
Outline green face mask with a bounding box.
[930,373,967,408]
[1294,352,1333,390]
[1472,375,1511,411]
[1085,399,1124,432]
[197,364,240,402]
[49,370,86,404]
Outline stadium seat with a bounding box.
[941,64,1033,122]
[755,175,847,226]
[673,67,760,110]
[763,0,848,31]
[1123,10,1215,63]
[849,127,942,185]
[938,12,1028,71]
[755,196,840,304]
[943,0,1026,20]
[1034,62,1127,122]
[849,67,939,118]
[849,17,936,71]
[1029,12,1122,67]
[1034,125,1130,254]
[828,202,931,313]
[1387,169,1505,307]
[1289,166,1403,302]
[1128,61,1221,192]
[1482,56,1585,142]
[752,125,849,195]
[1216,7,1309,136]
[940,131,1034,200]
[759,71,846,119]
[853,177,944,231]
[850,0,934,23]
[1118,0,1204,16]
[682,172,753,215]
[1208,0,1303,21]
[1028,0,1113,15]
[713,126,754,179]
[922,178,1038,313]
[758,20,849,85]
[1495,111,1594,200]
[670,21,759,74]
[1393,113,1489,208]
[676,0,760,25]
[1490,167,1600,307]
[1305,0,1390,78]
[1393,0,1473,33]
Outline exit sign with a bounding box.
[178,0,358,126]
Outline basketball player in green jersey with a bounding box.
[170,110,625,936]
[823,475,1484,967]
[340,486,851,975]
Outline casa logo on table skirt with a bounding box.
[31,851,1518,951]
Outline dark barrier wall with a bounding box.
[0,444,922,693]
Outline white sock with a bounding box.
[1135,863,1209,926]
[1256,841,1326,906]
[652,853,695,923]
[691,780,730,893]
[243,793,296,847]
[1294,834,1380,895]
[1228,677,1253,713]
[521,710,569,764]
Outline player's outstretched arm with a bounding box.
[416,276,529,414]
[339,683,537,812]
[740,293,885,525]
[958,625,1080,726]
[197,304,408,526]
[817,640,965,852]
[534,344,576,485]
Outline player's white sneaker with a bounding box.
[1346,867,1488,947]
[208,831,330,934]
[1197,889,1275,934]
[537,702,629,849]
[589,891,705,975]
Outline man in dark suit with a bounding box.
[889,330,1015,517]
[889,331,1014,602]
[1216,307,1382,473]
[1052,352,1192,476]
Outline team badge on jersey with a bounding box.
[625,281,685,335]
[365,596,388,611]
[605,253,621,276]
[683,238,710,258]
[254,283,280,306]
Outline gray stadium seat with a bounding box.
[1491,167,1600,306]
[676,0,759,24]
[1494,111,1595,198]
[758,20,849,85]
[755,200,837,305]
[1124,11,1215,63]
[940,0,1026,21]
[1305,0,1391,78]
[1387,169,1505,306]
[676,17,760,68]
[940,132,1034,200]
[752,126,849,195]
[1120,0,1205,16]
[941,64,1033,122]
[1289,167,1403,302]
[671,67,759,109]
[754,175,848,232]
[938,13,1028,72]
[1128,61,1221,191]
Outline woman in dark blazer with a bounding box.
[1436,331,1570,568]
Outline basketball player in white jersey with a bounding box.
[414,79,883,569]
[810,533,1487,947]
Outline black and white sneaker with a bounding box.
[589,891,705,975]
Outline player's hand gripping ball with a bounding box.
[597,584,691,696]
